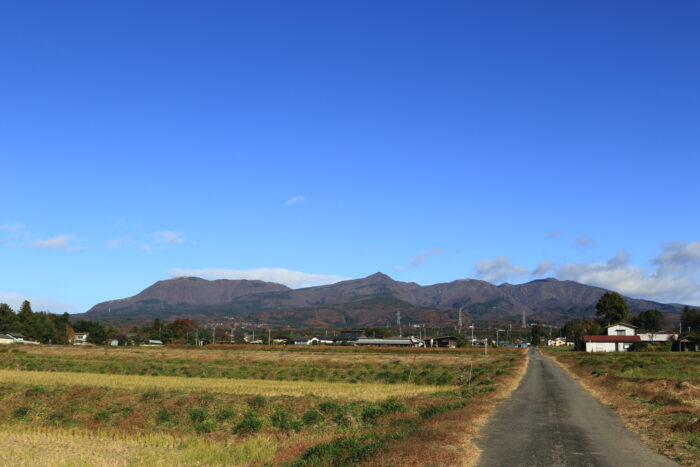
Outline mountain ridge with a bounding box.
[78,273,685,327]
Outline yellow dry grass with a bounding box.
[0,369,440,401]
[13,344,512,368]
[0,425,276,466]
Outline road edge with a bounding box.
[465,350,530,467]
[545,350,684,465]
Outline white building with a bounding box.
[584,335,640,352]
[585,322,675,352]
[73,332,89,345]
[294,336,319,345]
[607,323,637,336]
[0,334,15,345]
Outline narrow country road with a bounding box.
[476,347,676,467]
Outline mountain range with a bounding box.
[77,273,685,328]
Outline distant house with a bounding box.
[584,335,640,352]
[334,330,366,344]
[243,334,263,345]
[147,339,163,345]
[73,332,89,345]
[586,323,677,352]
[547,337,570,347]
[314,335,334,345]
[425,336,457,348]
[0,334,15,345]
[607,323,637,336]
[272,336,293,345]
[678,336,700,352]
[7,332,25,343]
[638,331,675,342]
[354,336,423,347]
[294,336,319,345]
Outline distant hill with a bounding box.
[77,273,685,327]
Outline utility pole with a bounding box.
[212,325,216,344]
[469,323,475,345]
[396,311,402,337]
[268,328,271,346]
[458,306,464,333]
[195,328,198,346]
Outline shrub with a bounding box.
[12,407,30,420]
[156,408,172,424]
[249,395,266,409]
[271,406,302,432]
[302,409,322,426]
[196,420,216,433]
[94,410,110,423]
[188,407,209,424]
[319,401,341,415]
[141,389,162,401]
[235,410,262,434]
[216,408,236,421]
[361,398,407,423]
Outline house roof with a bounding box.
[8,332,25,338]
[0,334,14,339]
[585,335,640,343]
[607,322,638,329]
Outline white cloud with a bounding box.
[154,231,184,244]
[556,242,700,305]
[32,234,82,251]
[547,231,562,239]
[139,245,153,252]
[474,256,530,284]
[532,260,555,276]
[574,235,596,248]
[410,247,445,267]
[284,195,306,206]
[0,292,77,314]
[473,243,700,304]
[169,267,347,289]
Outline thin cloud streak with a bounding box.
[284,195,306,206]
[410,247,445,267]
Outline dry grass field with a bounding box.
[546,349,700,465]
[0,344,527,466]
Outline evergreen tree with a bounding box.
[595,292,630,327]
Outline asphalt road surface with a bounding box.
[476,347,677,467]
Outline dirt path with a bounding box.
[476,347,676,466]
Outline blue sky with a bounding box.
[1,1,699,313]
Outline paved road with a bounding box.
[476,347,676,467]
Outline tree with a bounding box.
[563,318,602,351]
[681,306,700,334]
[595,292,630,327]
[633,309,664,332]
[18,300,34,334]
[530,324,548,346]
[0,303,19,333]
